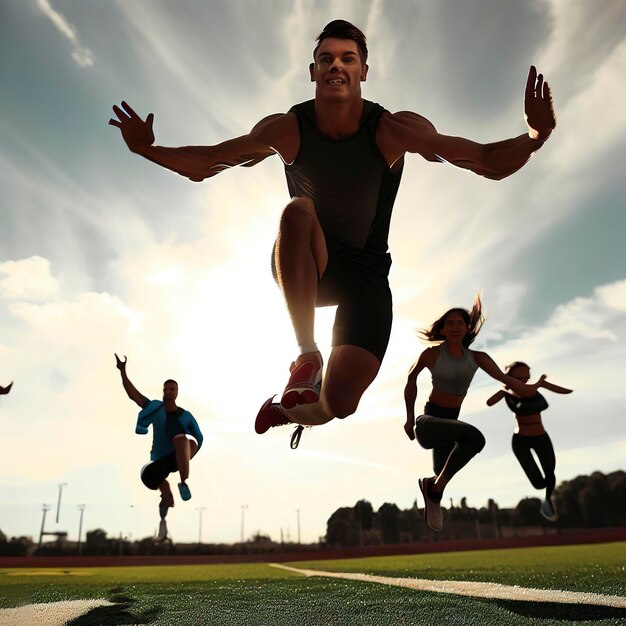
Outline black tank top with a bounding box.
[504,392,549,416]
[285,100,403,253]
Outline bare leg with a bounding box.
[158,479,174,519]
[285,345,380,425]
[173,434,199,484]
[274,197,328,349]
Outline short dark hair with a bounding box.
[420,294,485,348]
[163,379,178,387]
[314,20,368,64]
[505,361,530,374]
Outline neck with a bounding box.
[445,340,464,357]
[314,95,364,139]
[164,400,177,412]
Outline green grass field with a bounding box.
[0,543,625,625]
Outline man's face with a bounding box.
[163,382,178,402]
[310,37,368,100]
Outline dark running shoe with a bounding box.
[419,477,443,531]
[280,352,323,409]
[255,396,290,434]
[540,498,558,522]
[178,482,191,501]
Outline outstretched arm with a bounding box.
[539,379,573,395]
[115,354,149,409]
[474,352,545,397]
[403,348,435,440]
[486,389,506,406]
[109,102,294,181]
[380,66,555,179]
[0,382,13,395]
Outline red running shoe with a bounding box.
[255,396,290,434]
[280,352,323,409]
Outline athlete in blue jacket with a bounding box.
[115,354,202,541]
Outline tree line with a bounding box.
[325,470,626,546]
[1,470,623,556]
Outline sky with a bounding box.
[0,0,625,545]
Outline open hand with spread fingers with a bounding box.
[524,65,556,142]
[109,101,155,155]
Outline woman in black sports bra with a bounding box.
[487,361,572,521]
[404,296,545,531]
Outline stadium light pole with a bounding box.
[240,504,248,543]
[77,505,86,555]
[196,507,207,544]
[38,504,51,550]
[296,509,301,544]
[56,482,67,524]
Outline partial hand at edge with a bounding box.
[115,353,127,371]
[524,66,556,142]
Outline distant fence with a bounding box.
[1,527,624,568]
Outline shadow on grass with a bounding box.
[494,599,626,622]
[66,588,162,626]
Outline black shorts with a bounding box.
[140,452,178,490]
[272,236,393,362]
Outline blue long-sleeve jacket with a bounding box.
[136,400,203,461]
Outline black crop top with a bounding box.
[504,392,549,416]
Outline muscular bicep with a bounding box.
[172,112,297,179]
[381,111,489,173]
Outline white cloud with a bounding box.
[35,0,94,67]
[0,256,59,300]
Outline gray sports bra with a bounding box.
[430,344,478,396]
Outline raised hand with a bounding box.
[115,353,127,371]
[0,382,13,395]
[524,66,556,141]
[109,101,155,154]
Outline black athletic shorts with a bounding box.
[140,452,178,490]
[272,236,393,362]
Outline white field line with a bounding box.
[0,598,113,626]
[271,563,626,608]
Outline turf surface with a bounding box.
[0,543,624,625]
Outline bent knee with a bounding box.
[475,431,486,452]
[324,393,359,420]
[468,429,486,454]
[280,197,316,227]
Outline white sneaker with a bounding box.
[540,498,558,522]
[419,477,443,531]
[156,519,168,542]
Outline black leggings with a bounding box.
[512,432,556,498]
[414,403,486,480]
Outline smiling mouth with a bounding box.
[327,78,345,85]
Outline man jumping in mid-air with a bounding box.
[115,354,203,541]
[110,20,555,438]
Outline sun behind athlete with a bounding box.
[109,20,556,441]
